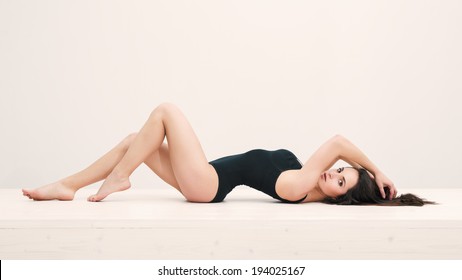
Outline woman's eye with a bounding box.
[339,180,344,187]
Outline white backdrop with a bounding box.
[1,0,461,190]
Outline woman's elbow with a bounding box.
[327,134,347,160]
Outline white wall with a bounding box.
[1,0,461,189]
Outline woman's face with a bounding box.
[318,167,359,198]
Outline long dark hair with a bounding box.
[323,168,435,206]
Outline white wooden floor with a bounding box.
[0,187,460,259]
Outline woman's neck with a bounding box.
[307,185,328,202]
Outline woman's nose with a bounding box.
[328,172,337,179]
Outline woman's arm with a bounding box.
[336,135,380,176]
[298,135,396,199]
[335,135,397,199]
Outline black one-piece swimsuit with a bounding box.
[208,149,307,203]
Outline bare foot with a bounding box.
[22,182,76,201]
[87,172,131,202]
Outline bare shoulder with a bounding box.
[276,136,344,201]
[275,169,318,201]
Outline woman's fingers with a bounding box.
[388,183,397,200]
[374,172,396,200]
[376,179,386,199]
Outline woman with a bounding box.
[22,103,433,206]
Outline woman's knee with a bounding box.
[150,102,180,120]
[151,102,175,114]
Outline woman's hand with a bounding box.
[374,171,397,200]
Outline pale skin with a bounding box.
[22,103,397,203]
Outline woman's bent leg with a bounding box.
[88,103,218,202]
[157,104,218,202]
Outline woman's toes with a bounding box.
[22,190,32,199]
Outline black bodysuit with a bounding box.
[209,149,307,203]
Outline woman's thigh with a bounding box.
[158,103,218,202]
